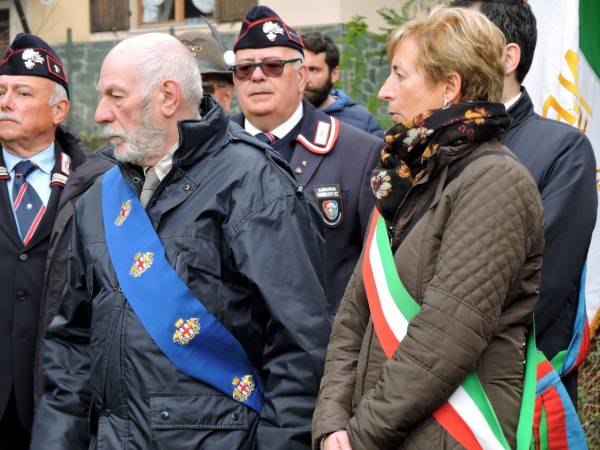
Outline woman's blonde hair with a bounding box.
[387,6,506,102]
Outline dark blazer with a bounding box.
[0,127,111,431]
[235,100,384,316]
[501,88,597,402]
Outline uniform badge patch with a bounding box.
[115,200,132,226]
[22,48,44,70]
[172,317,201,345]
[313,184,343,227]
[129,251,153,277]
[232,374,255,402]
[262,21,284,41]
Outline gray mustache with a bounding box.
[0,112,21,122]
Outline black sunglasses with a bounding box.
[229,58,302,81]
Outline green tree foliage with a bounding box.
[339,15,369,103]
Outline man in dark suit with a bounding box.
[0,34,110,449]
[450,0,597,406]
[231,6,384,319]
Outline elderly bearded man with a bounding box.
[31,33,329,450]
[0,33,110,450]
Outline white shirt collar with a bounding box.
[3,143,55,175]
[244,102,304,139]
[504,91,522,111]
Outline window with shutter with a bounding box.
[137,0,255,25]
[139,0,215,24]
[90,0,129,33]
[0,9,8,54]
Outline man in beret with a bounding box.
[231,6,384,322]
[178,31,235,112]
[0,33,111,449]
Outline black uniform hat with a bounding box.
[233,5,304,54]
[0,33,69,97]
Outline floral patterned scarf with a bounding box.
[371,101,511,221]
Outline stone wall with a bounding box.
[53,22,394,146]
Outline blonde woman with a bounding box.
[312,7,544,450]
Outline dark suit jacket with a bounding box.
[235,100,384,316]
[0,127,111,431]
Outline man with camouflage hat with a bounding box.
[0,33,110,449]
[178,31,235,112]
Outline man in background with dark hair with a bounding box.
[301,31,384,138]
[451,0,597,405]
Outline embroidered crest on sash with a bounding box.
[262,22,284,41]
[129,251,153,277]
[232,374,255,402]
[115,200,132,226]
[172,317,201,345]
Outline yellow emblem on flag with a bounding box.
[172,317,201,345]
[114,200,132,226]
[232,374,255,402]
[129,251,154,277]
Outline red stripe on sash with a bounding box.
[362,212,399,358]
[537,359,553,380]
[533,396,543,450]
[433,403,483,450]
[569,321,590,375]
[543,386,569,450]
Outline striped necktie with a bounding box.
[12,160,46,245]
[255,132,278,145]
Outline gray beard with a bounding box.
[104,118,167,167]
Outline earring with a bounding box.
[443,97,448,108]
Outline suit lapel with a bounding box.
[289,144,325,186]
[0,180,23,248]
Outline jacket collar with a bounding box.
[322,89,353,114]
[507,87,535,131]
[295,99,340,155]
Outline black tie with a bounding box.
[255,132,277,145]
[12,160,45,245]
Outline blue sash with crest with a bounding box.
[102,167,264,413]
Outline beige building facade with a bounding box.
[6,0,438,46]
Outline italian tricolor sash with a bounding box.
[362,209,538,450]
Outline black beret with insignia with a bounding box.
[0,33,69,98]
[233,5,304,55]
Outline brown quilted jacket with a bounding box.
[312,140,544,450]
